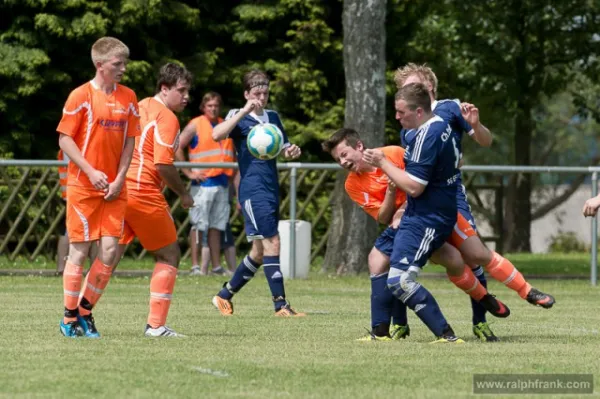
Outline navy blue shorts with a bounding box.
[200,223,235,248]
[390,215,455,270]
[240,198,279,241]
[374,226,398,257]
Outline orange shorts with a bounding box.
[447,212,477,249]
[66,185,127,242]
[119,192,177,251]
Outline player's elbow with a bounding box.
[407,184,426,198]
[478,136,493,148]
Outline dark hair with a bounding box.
[199,91,222,113]
[394,82,431,113]
[243,69,270,92]
[155,63,192,94]
[321,128,362,153]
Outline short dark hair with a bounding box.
[321,128,362,153]
[243,69,270,92]
[394,82,431,113]
[200,91,222,113]
[155,63,192,94]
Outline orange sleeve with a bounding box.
[127,93,141,138]
[382,146,406,169]
[56,89,86,138]
[154,112,180,165]
[345,179,381,221]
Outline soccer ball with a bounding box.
[247,123,284,160]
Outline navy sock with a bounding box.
[392,297,408,326]
[263,256,287,310]
[470,266,488,324]
[218,255,261,300]
[401,285,449,337]
[370,273,393,329]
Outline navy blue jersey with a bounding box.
[403,115,460,223]
[225,109,289,203]
[400,99,473,208]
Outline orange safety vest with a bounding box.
[57,150,69,200]
[188,115,236,177]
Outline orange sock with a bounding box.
[147,263,178,328]
[447,266,487,301]
[63,261,83,323]
[485,251,531,298]
[78,258,113,316]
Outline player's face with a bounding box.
[163,79,190,113]
[331,140,364,172]
[395,99,419,130]
[244,86,269,110]
[203,99,220,121]
[98,55,128,84]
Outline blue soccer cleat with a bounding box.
[77,314,101,338]
[60,320,84,338]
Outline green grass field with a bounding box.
[1,272,599,398]
[0,252,593,276]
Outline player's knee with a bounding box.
[387,267,420,302]
[262,235,280,256]
[368,249,389,275]
[461,239,492,265]
[154,243,181,268]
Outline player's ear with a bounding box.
[356,140,364,151]
[243,90,250,100]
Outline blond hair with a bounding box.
[91,37,129,65]
[393,63,438,97]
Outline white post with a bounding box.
[289,167,297,279]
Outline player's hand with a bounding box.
[104,180,123,201]
[460,103,480,127]
[582,196,600,217]
[391,209,404,229]
[236,201,242,211]
[283,144,301,160]
[88,169,109,190]
[362,149,385,167]
[181,193,194,209]
[242,99,262,115]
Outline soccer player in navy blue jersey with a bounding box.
[210,70,305,317]
[394,64,555,342]
[363,83,469,343]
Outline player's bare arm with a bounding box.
[363,149,425,197]
[58,134,108,191]
[105,136,135,201]
[156,163,194,209]
[583,195,600,217]
[377,182,398,225]
[461,102,492,147]
[212,99,261,141]
[391,201,406,229]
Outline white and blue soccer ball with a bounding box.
[247,123,284,160]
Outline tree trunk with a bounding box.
[507,101,533,252]
[322,0,387,274]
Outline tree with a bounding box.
[408,0,600,251]
[322,0,387,274]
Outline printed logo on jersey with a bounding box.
[99,119,127,131]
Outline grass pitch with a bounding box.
[1,273,599,398]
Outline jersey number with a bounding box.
[452,137,460,168]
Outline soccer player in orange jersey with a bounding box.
[57,37,140,338]
[323,128,510,341]
[115,63,194,337]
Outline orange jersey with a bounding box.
[56,81,140,189]
[345,146,407,222]
[126,96,180,193]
